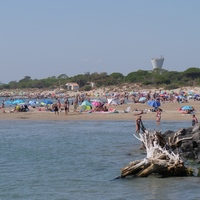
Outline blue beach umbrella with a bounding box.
[28,100,37,107]
[181,105,193,111]
[4,100,13,107]
[42,100,53,105]
[147,100,161,108]
[4,100,13,105]
[12,99,25,105]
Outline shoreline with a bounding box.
[0,101,197,122]
[1,85,200,122]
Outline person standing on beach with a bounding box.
[66,98,70,112]
[57,99,61,112]
[64,100,68,115]
[192,114,198,126]
[53,103,59,115]
[73,98,78,112]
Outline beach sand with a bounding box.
[0,100,199,122]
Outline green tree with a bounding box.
[19,76,32,82]
[57,74,68,79]
[183,67,200,79]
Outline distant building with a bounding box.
[65,82,79,91]
[151,56,164,69]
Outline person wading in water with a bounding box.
[135,115,146,134]
[192,114,198,126]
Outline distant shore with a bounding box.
[0,100,197,122]
[1,85,200,122]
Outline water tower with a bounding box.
[151,56,164,69]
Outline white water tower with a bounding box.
[151,56,164,69]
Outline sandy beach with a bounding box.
[1,85,200,122]
[0,99,199,122]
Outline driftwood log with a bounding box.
[120,130,194,178]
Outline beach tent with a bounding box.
[81,100,92,107]
[138,97,147,103]
[81,105,92,111]
[107,98,118,105]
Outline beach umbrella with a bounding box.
[181,105,193,111]
[29,100,36,105]
[147,100,161,108]
[12,99,25,105]
[42,100,53,105]
[40,102,47,106]
[4,100,13,105]
[138,97,147,102]
[18,102,26,105]
[28,100,37,107]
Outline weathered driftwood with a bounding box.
[167,130,193,150]
[120,130,193,178]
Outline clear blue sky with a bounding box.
[0,0,200,83]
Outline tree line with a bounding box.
[0,67,200,91]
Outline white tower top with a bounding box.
[151,56,164,69]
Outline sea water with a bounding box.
[0,120,199,200]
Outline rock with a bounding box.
[181,152,195,159]
[162,124,200,160]
[192,132,200,141]
[181,141,194,152]
[192,124,200,133]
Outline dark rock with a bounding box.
[192,132,200,141]
[157,124,200,160]
[180,141,194,152]
[193,141,198,148]
[163,130,174,138]
[181,152,195,159]
[192,124,200,133]
[193,147,200,158]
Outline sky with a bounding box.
[0,0,200,84]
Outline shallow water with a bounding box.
[0,120,199,200]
